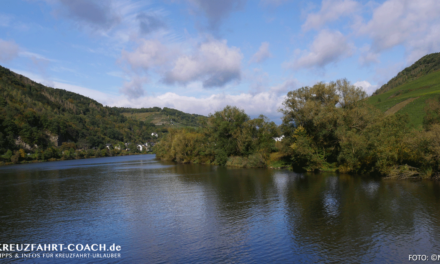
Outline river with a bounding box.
[0,154,439,263]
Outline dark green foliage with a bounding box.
[0,149,12,160]
[154,106,279,167]
[0,65,163,157]
[215,149,228,166]
[280,78,440,177]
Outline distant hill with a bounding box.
[368,52,440,128]
[114,107,206,128]
[373,52,440,95]
[0,65,204,155]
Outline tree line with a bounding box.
[155,79,440,179]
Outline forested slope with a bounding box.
[0,65,203,163]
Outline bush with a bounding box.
[11,151,20,164]
[247,153,266,168]
[1,149,12,160]
[100,149,108,157]
[214,149,228,166]
[225,154,266,168]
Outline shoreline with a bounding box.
[0,152,155,167]
[159,158,440,180]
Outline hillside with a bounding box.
[373,52,440,95]
[368,53,440,128]
[0,65,204,160]
[114,107,206,128]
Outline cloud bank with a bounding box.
[164,39,242,88]
[289,30,354,69]
[302,0,360,31]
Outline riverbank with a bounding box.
[0,152,154,167]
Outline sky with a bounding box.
[0,0,439,122]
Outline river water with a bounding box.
[0,154,439,263]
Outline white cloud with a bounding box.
[269,79,298,95]
[407,27,440,63]
[250,42,272,63]
[112,91,285,119]
[356,0,440,64]
[164,39,243,88]
[12,68,292,121]
[288,30,354,69]
[120,39,174,72]
[354,80,377,95]
[0,39,19,62]
[302,0,360,31]
[120,38,243,88]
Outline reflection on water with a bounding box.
[1,155,440,263]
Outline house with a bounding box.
[137,144,143,151]
[273,135,285,142]
[151,132,158,137]
[105,143,113,150]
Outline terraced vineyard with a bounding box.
[368,61,440,129]
[122,112,180,126]
[119,107,206,128]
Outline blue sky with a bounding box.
[1,0,439,121]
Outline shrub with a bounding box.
[11,151,20,164]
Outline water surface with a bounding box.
[1,155,440,263]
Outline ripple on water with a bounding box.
[1,156,440,263]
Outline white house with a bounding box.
[137,144,144,151]
[151,132,158,137]
[273,135,285,142]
